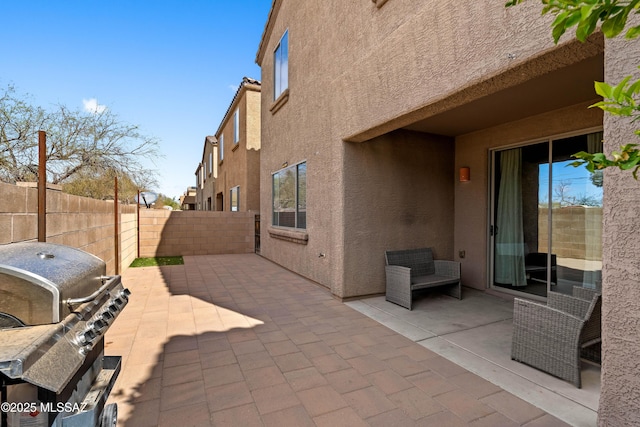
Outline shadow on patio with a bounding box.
[105,254,580,426]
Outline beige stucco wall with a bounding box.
[598,25,640,426]
[257,0,603,297]
[342,130,454,298]
[216,83,261,212]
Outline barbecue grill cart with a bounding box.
[0,242,130,427]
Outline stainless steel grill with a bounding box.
[0,242,130,427]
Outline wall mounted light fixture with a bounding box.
[459,167,470,182]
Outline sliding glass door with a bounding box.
[490,131,603,298]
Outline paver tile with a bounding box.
[325,368,370,394]
[312,353,352,374]
[297,385,349,417]
[480,391,546,424]
[210,403,264,427]
[106,255,571,427]
[313,406,369,427]
[434,389,496,423]
[251,382,300,415]
[202,363,244,389]
[261,405,315,427]
[343,386,396,418]
[284,366,329,391]
[158,402,211,427]
[205,381,253,412]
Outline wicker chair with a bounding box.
[511,286,601,388]
[384,248,461,310]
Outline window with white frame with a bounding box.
[274,30,289,100]
[219,134,224,162]
[272,162,306,229]
[230,186,239,212]
[233,109,240,144]
[209,152,212,176]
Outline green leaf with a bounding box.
[612,76,632,102]
[594,81,614,99]
[626,25,640,39]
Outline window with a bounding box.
[209,152,212,176]
[230,186,239,212]
[233,109,240,144]
[272,162,306,229]
[274,30,289,100]
[219,134,224,162]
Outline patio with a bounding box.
[105,254,591,426]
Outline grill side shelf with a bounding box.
[0,324,63,378]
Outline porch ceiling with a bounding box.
[402,54,603,137]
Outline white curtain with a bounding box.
[495,148,527,286]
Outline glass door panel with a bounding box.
[549,133,603,295]
[490,132,603,298]
[492,141,550,297]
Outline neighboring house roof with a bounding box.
[201,135,217,164]
[214,77,261,138]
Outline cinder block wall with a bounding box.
[138,210,256,257]
[0,181,137,275]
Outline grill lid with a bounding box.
[0,242,106,324]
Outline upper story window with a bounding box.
[233,109,240,144]
[219,134,224,162]
[209,152,213,176]
[272,161,306,229]
[274,30,289,100]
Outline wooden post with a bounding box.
[38,131,46,242]
[136,190,140,258]
[114,175,120,274]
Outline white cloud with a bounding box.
[229,85,238,92]
[82,98,107,114]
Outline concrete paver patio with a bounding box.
[106,254,571,426]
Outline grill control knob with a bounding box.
[107,303,119,313]
[77,329,97,346]
[118,288,131,301]
[113,297,124,307]
[89,318,106,331]
[101,310,114,321]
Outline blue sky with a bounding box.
[2,1,272,199]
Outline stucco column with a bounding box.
[599,22,640,426]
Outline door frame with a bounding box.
[487,126,603,300]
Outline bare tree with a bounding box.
[0,84,160,189]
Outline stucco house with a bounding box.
[255,1,639,425]
[195,135,218,210]
[213,77,262,212]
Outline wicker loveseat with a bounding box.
[384,247,461,310]
[511,286,601,388]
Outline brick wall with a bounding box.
[138,209,256,257]
[538,206,603,260]
[0,181,137,274]
[1,182,258,270]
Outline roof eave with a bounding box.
[255,0,282,65]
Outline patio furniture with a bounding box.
[384,247,461,310]
[511,286,601,388]
[524,252,557,284]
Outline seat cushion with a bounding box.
[411,275,459,289]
